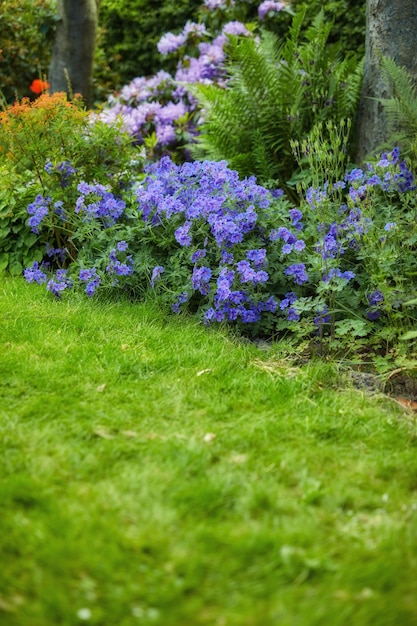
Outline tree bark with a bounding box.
[49,0,99,107]
[356,0,417,163]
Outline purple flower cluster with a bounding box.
[258,1,287,20]
[97,71,193,152]
[280,291,299,322]
[76,182,126,226]
[284,263,308,285]
[27,195,51,234]
[24,261,47,284]
[366,290,384,320]
[172,291,189,313]
[44,160,77,187]
[136,157,283,324]
[106,246,134,277]
[46,269,72,298]
[203,0,232,9]
[79,267,101,297]
[269,225,305,254]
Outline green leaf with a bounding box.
[0,254,9,272]
[0,227,11,239]
[9,261,23,276]
[335,319,369,337]
[400,330,417,341]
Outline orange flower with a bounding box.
[29,78,50,94]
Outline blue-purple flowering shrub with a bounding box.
[22,149,417,348]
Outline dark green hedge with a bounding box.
[0,0,56,103]
[97,0,202,90]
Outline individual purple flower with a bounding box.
[287,307,300,322]
[53,201,66,222]
[367,290,384,306]
[221,250,234,265]
[377,147,399,168]
[253,270,269,284]
[117,240,129,252]
[172,291,189,313]
[191,249,207,263]
[349,185,367,203]
[241,307,261,323]
[282,243,293,254]
[384,222,397,231]
[280,292,297,311]
[151,265,165,287]
[366,174,382,186]
[322,268,355,283]
[289,208,303,225]
[236,260,256,283]
[293,239,306,252]
[45,244,66,262]
[345,168,364,183]
[306,185,328,208]
[264,296,277,312]
[106,250,134,277]
[216,268,235,300]
[367,309,381,321]
[285,263,308,285]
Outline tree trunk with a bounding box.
[356,0,417,163]
[49,0,99,107]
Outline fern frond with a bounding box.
[378,56,417,163]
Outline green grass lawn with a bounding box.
[1,276,417,626]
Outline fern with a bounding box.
[379,56,417,135]
[188,10,363,195]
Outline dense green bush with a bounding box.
[0,0,56,104]
[275,0,365,57]
[97,0,202,91]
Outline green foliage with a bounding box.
[0,0,56,104]
[0,168,45,276]
[287,0,365,57]
[0,93,141,273]
[189,10,363,192]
